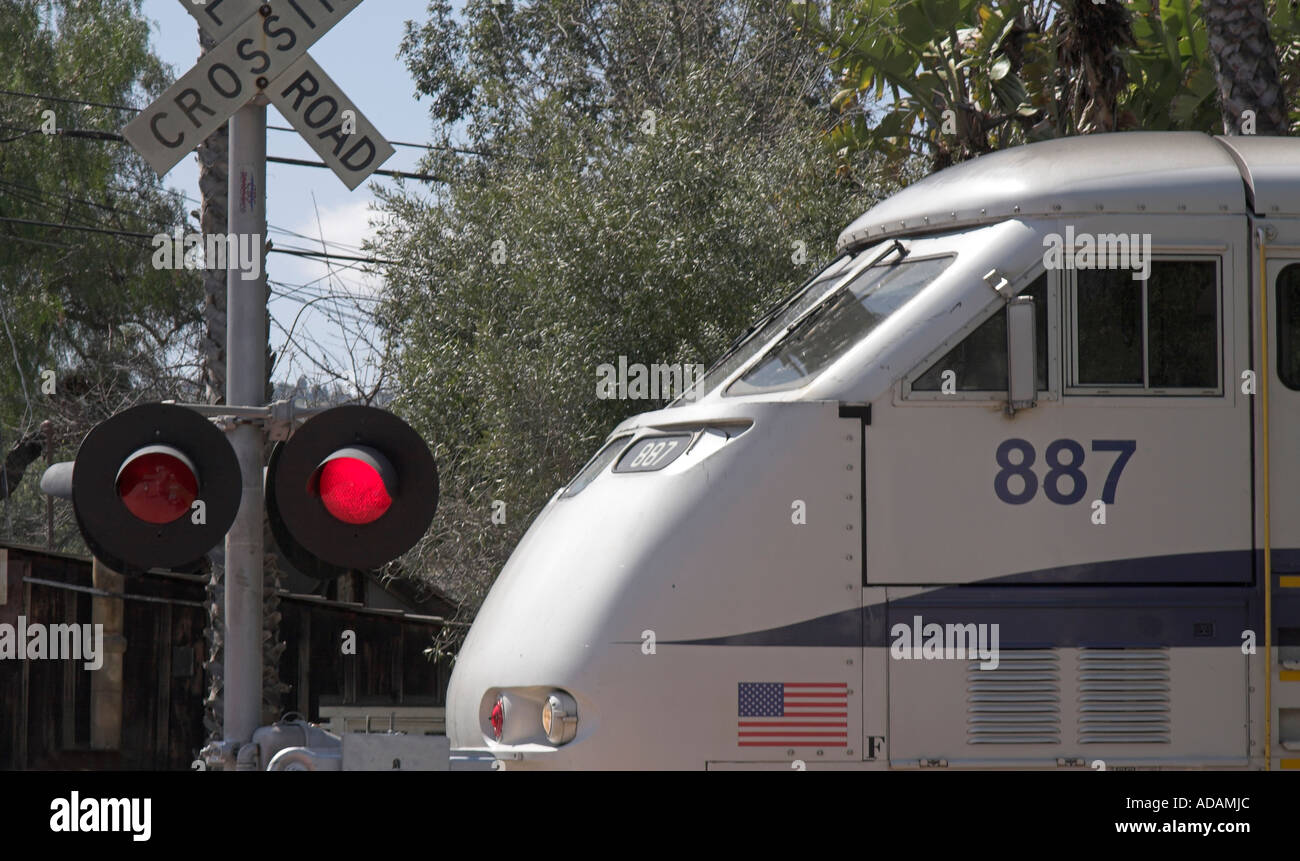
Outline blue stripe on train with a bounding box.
[666,548,1300,648]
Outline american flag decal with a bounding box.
[737,682,849,747]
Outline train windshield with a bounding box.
[726,254,954,395]
[669,252,867,405]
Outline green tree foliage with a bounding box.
[801,0,1056,169]
[378,0,895,619]
[801,0,1299,172]
[0,0,202,546]
[1122,0,1218,131]
[1279,0,1300,128]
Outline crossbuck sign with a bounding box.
[123,0,395,190]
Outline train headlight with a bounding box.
[540,692,578,745]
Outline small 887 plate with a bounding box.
[613,434,693,473]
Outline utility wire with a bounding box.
[268,124,486,156]
[1,87,486,155]
[0,181,386,276]
[0,122,445,182]
[269,246,389,265]
[1,94,402,380]
[261,153,445,183]
[0,216,393,265]
[0,182,391,273]
[0,87,139,113]
[84,177,374,255]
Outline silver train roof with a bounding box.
[836,131,1300,251]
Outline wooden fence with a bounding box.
[0,543,455,770]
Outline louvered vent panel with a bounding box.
[966,650,1060,744]
[1077,649,1171,744]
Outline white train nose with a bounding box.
[443,496,616,759]
[446,420,760,760]
[444,402,861,768]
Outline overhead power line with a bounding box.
[1,87,487,155]
[0,123,444,182]
[1,174,377,256]
[0,87,140,113]
[0,216,394,265]
[259,153,445,183]
[267,124,486,156]
[262,246,390,265]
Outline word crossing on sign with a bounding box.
[123,0,392,190]
[180,0,395,190]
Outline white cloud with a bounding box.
[276,197,390,297]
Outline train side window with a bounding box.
[1070,259,1220,394]
[1147,261,1217,387]
[1278,264,1300,390]
[912,273,1048,392]
[1076,268,1142,385]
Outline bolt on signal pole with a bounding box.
[224,97,268,748]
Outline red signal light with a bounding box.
[115,446,199,525]
[54,403,241,576]
[266,406,437,578]
[308,447,395,526]
[315,456,393,524]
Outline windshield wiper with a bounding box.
[770,239,908,341]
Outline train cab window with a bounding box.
[1070,259,1219,393]
[726,255,954,395]
[673,253,858,404]
[1278,264,1300,390]
[912,274,1048,392]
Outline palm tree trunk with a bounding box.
[1054,0,1136,135]
[1202,0,1287,134]
[197,23,230,744]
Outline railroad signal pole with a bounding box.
[118,0,396,756]
[39,0,438,769]
[224,99,267,746]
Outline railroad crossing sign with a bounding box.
[123,0,395,190]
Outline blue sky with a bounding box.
[139,0,439,393]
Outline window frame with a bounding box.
[1276,261,1300,392]
[671,247,886,406]
[724,251,957,397]
[1064,254,1224,397]
[901,266,1060,402]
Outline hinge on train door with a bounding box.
[919,758,948,768]
[983,269,1010,294]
